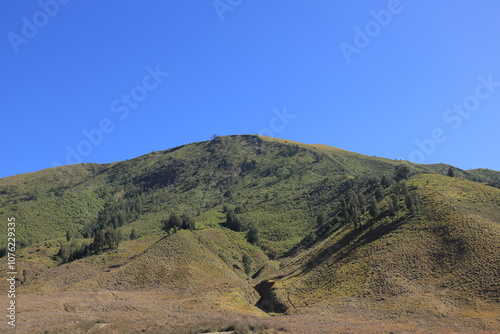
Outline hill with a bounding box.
[263,174,500,325]
[1,135,499,333]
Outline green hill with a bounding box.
[265,174,500,308]
[1,135,499,333]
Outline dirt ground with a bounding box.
[2,289,499,333]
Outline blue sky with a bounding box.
[2,1,500,178]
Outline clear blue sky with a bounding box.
[2,1,500,178]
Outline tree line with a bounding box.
[162,213,196,234]
[55,192,147,264]
[56,228,122,264]
[83,194,144,238]
[300,164,422,249]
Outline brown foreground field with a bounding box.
[2,288,499,333]
[3,245,499,334]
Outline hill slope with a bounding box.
[265,174,500,310]
[1,135,499,333]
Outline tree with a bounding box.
[130,229,138,240]
[396,181,408,196]
[447,167,455,177]
[91,230,105,252]
[246,224,261,245]
[73,243,90,262]
[104,228,121,249]
[163,214,183,234]
[356,191,367,212]
[236,216,246,231]
[90,228,118,253]
[367,176,380,187]
[226,210,235,228]
[394,164,411,182]
[57,243,71,263]
[226,211,245,232]
[390,194,400,218]
[346,190,362,229]
[387,200,395,218]
[368,197,379,218]
[406,191,421,214]
[66,230,72,242]
[374,184,385,201]
[405,194,416,214]
[381,175,395,189]
[348,200,361,230]
[115,210,127,227]
[181,214,196,231]
[242,254,252,276]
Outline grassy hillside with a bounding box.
[1,135,500,333]
[3,135,486,252]
[264,173,500,328]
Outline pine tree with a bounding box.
[406,191,421,214]
[104,228,121,249]
[116,210,127,227]
[374,184,385,201]
[356,191,367,212]
[391,194,400,218]
[387,199,395,217]
[368,197,379,218]
[345,189,363,229]
[347,199,361,230]
[91,230,106,253]
[397,181,408,196]
[447,167,455,177]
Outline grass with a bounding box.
[2,134,499,254]
[165,318,288,334]
[264,173,499,326]
[1,135,500,333]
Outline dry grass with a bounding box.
[258,174,500,332]
[2,172,499,333]
[165,318,287,334]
